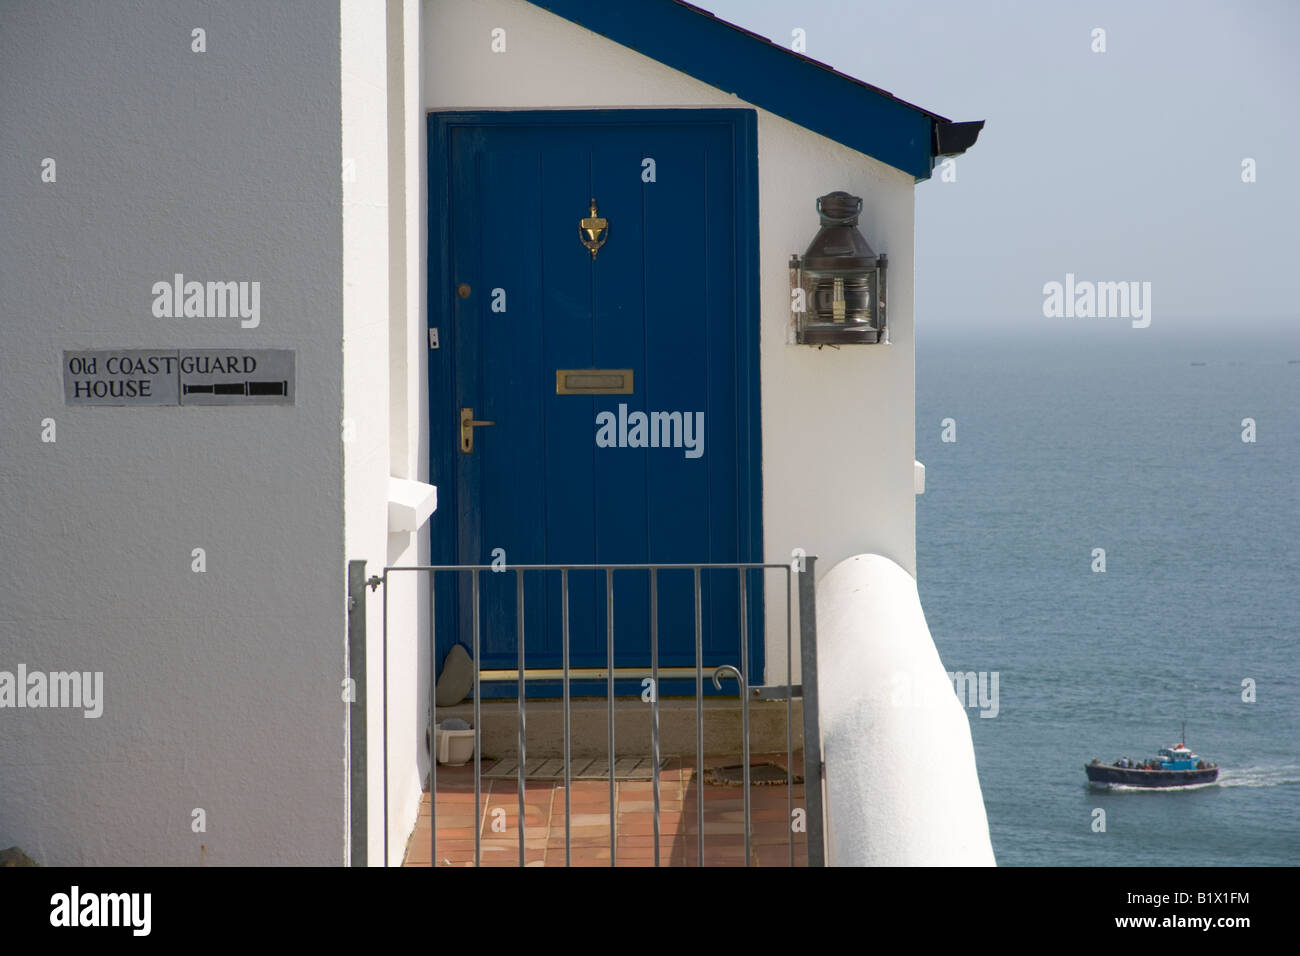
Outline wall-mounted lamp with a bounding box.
[790,191,887,345]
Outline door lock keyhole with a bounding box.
[457,283,471,299]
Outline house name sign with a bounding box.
[63,349,295,406]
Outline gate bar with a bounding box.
[562,569,572,866]
[472,666,737,681]
[516,569,526,865]
[740,567,752,866]
[436,574,441,868]
[650,567,661,866]
[606,568,615,866]
[346,560,367,867]
[785,563,795,867]
[472,568,481,868]
[694,567,704,868]
[382,569,389,866]
[798,555,826,866]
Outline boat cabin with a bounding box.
[1157,746,1199,770]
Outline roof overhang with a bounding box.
[525,0,983,180]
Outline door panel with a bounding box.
[430,111,761,697]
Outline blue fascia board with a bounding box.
[527,0,943,179]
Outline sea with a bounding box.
[916,322,1300,867]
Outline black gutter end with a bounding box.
[933,119,985,158]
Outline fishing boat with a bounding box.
[1085,726,1219,788]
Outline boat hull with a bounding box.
[1085,764,1218,788]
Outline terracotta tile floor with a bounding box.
[403,754,808,867]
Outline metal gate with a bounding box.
[346,558,826,867]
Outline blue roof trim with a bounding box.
[524,0,981,180]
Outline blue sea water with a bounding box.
[916,324,1300,866]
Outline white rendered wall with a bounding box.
[382,0,432,862]
[342,0,427,865]
[423,0,919,683]
[0,1,344,864]
[818,554,995,865]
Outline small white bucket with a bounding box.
[435,727,476,766]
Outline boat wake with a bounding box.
[1091,780,1218,793]
[1216,765,1300,789]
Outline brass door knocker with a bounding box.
[579,199,608,259]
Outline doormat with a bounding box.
[704,763,802,787]
[482,756,672,781]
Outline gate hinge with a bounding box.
[428,328,440,349]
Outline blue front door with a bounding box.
[429,110,761,696]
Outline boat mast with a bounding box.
[1181,720,1186,747]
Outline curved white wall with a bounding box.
[818,554,995,866]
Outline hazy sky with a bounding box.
[701,0,1300,336]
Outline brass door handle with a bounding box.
[460,407,496,453]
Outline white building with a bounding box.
[0,0,991,866]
